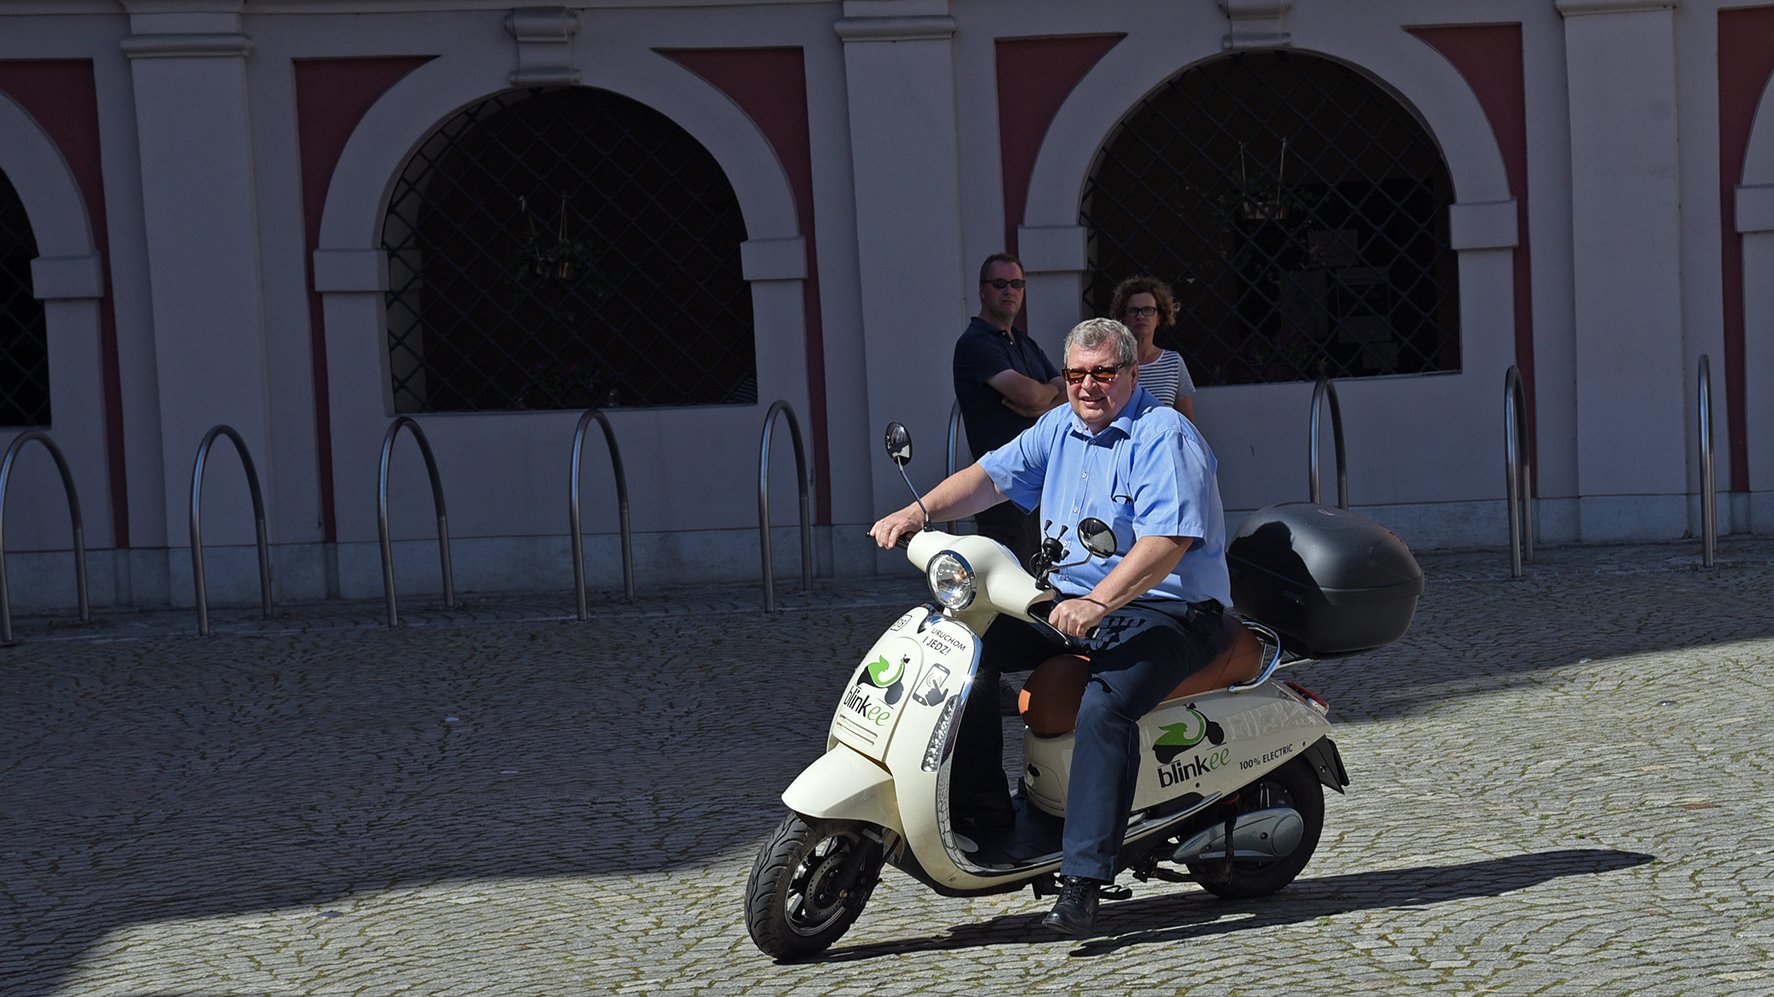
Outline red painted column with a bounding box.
[293,57,433,543]
[661,47,831,524]
[1716,7,1774,492]
[1411,25,1537,480]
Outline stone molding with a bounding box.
[120,32,252,59]
[505,7,580,85]
[1016,225,1087,274]
[1735,184,1774,234]
[29,255,105,301]
[1219,0,1291,49]
[312,249,387,294]
[1448,199,1519,251]
[1555,0,1677,17]
[834,15,956,43]
[740,237,808,282]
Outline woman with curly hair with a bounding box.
[1109,275,1197,421]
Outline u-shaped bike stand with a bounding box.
[758,400,812,612]
[378,416,456,628]
[0,431,90,644]
[1308,378,1348,509]
[1697,354,1716,568]
[1503,365,1535,578]
[569,408,635,616]
[190,425,273,636]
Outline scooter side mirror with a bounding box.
[1077,517,1117,557]
[883,422,913,467]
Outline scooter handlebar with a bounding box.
[1027,600,1097,652]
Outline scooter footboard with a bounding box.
[781,743,904,835]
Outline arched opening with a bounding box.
[381,86,756,412]
[1081,50,1458,385]
[0,168,48,426]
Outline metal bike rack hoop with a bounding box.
[1308,377,1348,509]
[0,431,91,644]
[758,400,812,612]
[378,416,456,628]
[190,425,273,636]
[569,408,635,617]
[1698,354,1717,568]
[1504,365,1535,578]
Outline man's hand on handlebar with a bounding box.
[1048,595,1108,640]
[868,507,925,549]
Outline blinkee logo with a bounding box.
[1152,704,1229,787]
[863,655,905,695]
[1151,705,1225,763]
[843,655,905,726]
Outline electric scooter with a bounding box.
[743,422,1418,960]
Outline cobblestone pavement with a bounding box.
[3,537,1772,996]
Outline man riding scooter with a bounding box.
[869,316,1233,936]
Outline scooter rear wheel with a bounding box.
[744,813,884,960]
[1186,756,1325,899]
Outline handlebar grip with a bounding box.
[864,526,917,549]
[1029,601,1095,652]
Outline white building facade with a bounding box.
[1,0,1770,613]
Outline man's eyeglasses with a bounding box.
[1061,364,1125,385]
[1124,305,1159,319]
[982,278,1026,290]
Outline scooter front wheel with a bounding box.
[1186,755,1325,899]
[744,813,884,961]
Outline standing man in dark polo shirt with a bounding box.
[953,252,1065,564]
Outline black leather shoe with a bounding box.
[1042,876,1105,936]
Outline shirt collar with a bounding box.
[972,316,1022,342]
[1066,386,1156,442]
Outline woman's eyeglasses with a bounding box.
[1124,305,1159,319]
[1061,364,1125,385]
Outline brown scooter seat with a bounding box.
[1016,613,1266,737]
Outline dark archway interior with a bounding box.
[382,86,756,413]
[0,169,49,427]
[1082,51,1460,386]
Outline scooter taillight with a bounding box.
[1283,680,1330,716]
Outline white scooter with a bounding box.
[743,423,1419,960]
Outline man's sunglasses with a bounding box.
[1061,364,1125,385]
[981,278,1026,290]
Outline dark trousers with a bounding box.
[972,501,1042,569]
[952,602,1229,881]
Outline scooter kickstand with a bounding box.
[1029,873,1061,899]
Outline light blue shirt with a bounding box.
[977,386,1231,606]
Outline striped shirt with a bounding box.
[1137,349,1197,406]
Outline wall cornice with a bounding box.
[1555,0,1677,17]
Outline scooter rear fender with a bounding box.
[781,742,904,836]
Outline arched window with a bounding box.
[1082,51,1458,385]
[0,169,49,426]
[382,87,755,412]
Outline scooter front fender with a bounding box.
[781,743,903,836]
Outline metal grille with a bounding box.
[0,169,49,426]
[382,87,756,412]
[1082,51,1459,385]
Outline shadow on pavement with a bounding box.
[813,848,1655,962]
[0,605,892,997]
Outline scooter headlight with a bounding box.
[925,550,975,611]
